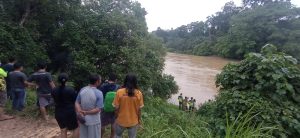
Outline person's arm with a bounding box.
[138,91,144,125]
[82,108,101,115]
[49,81,55,89]
[83,90,103,115]
[25,81,35,87]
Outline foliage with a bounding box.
[0,0,178,95]
[198,45,300,137]
[153,1,300,60]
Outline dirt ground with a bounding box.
[0,117,61,138]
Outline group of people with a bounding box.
[0,57,144,138]
[177,93,196,112]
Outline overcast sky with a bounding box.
[136,0,300,31]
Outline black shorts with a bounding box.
[101,112,116,127]
[55,109,78,130]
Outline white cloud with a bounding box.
[136,0,300,31]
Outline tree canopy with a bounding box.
[0,0,178,97]
[153,0,300,61]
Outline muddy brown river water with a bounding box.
[164,53,235,106]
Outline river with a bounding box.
[164,53,235,106]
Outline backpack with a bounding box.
[103,84,119,112]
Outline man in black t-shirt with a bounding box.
[28,62,55,121]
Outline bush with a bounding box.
[198,45,300,137]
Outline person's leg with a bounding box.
[39,97,49,120]
[79,124,88,138]
[11,90,19,110]
[87,124,101,138]
[128,125,138,138]
[0,91,13,120]
[115,123,125,138]
[71,127,79,138]
[17,89,25,111]
[40,107,48,120]
[110,122,116,138]
[101,126,106,138]
[60,128,67,138]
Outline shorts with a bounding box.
[0,91,7,107]
[101,112,116,127]
[38,96,53,107]
[55,109,78,130]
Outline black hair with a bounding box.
[58,73,68,102]
[123,73,138,97]
[13,62,23,70]
[108,73,117,81]
[37,61,47,70]
[9,57,16,63]
[89,74,101,85]
[58,73,68,88]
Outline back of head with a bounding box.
[9,57,16,63]
[13,62,23,70]
[123,73,138,97]
[58,73,68,87]
[89,74,101,85]
[37,61,47,70]
[108,73,117,82]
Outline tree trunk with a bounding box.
[19,2,31,27]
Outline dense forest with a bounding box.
[153,0,300,60]
[0,0,178,97]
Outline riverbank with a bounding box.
[1,93,273,138]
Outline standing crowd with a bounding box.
[177,93,196,112]
[0,57,144,138]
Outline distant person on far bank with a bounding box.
[98,73,120,138]
[52,73,79,138]
[183,96,188,111]
[113,73,144,138]
[28,62,55,121]
[178,93,183,110]
[2,57,17,99]
[75,74,103,138]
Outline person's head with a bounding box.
[191,97,193,99]
[8,57,16,63]
[108,73,117,82]
[123,73,138,97]
[58,73,68,87]
[13,62,23,71]
[37,61,47,70]
[89,74,101,87]
[180,93,182,95]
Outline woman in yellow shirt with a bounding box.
[113,73,144,138]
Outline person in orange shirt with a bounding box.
[113,73,144,138]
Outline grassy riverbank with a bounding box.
[4,91,274,138]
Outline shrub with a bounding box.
[198,44,300,137]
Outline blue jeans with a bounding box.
[116,124,138,138]
[11,89,26,111]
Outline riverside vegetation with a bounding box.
[1,0,300,138]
